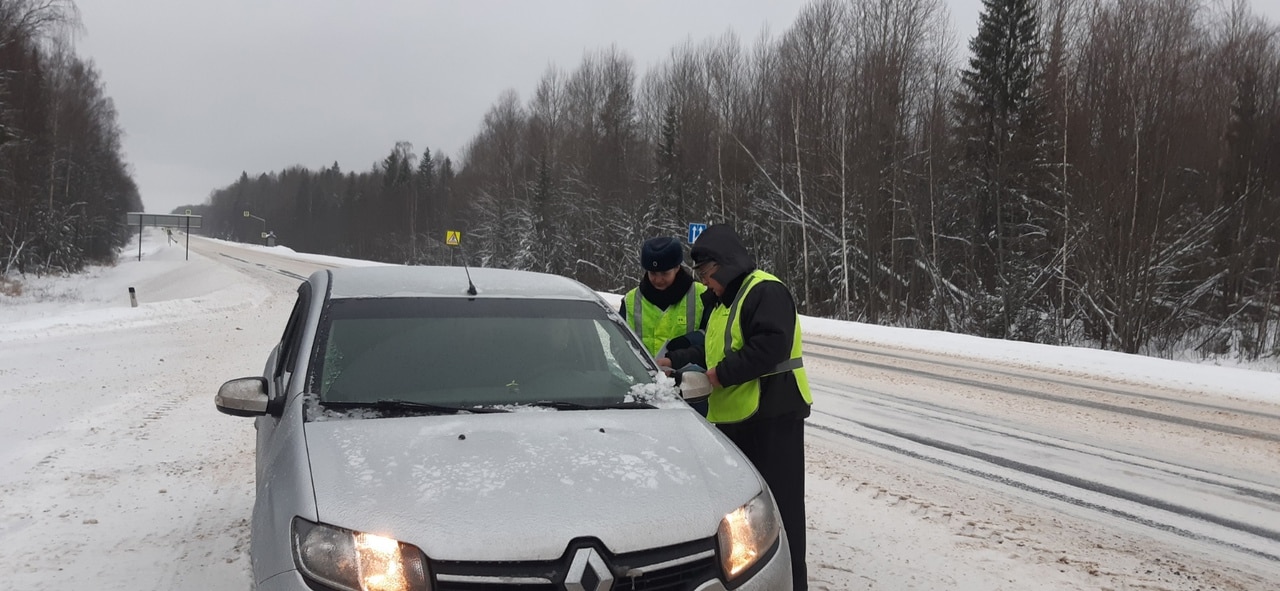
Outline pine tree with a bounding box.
[652,103,685,236]
[381,142,415,261]
[955,0,1054,339]
[416,147,436,254]
[439,157,455,231]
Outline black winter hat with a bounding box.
[640,237,683,272]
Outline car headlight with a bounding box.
[292,517,431,591]
[716,490,781,582]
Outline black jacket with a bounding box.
[619,267,717,331]
[684,225,810,421]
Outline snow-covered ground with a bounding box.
[2,230,1278,590]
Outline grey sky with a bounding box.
[76,0,1280,215]
[71,0,994,214]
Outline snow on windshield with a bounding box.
[624,371,686,409]
[303,372,689,422]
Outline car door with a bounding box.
[254,282,312,482]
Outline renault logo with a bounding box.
[564,547,614,591]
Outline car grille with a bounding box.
[432,538,719,591]
[434,583,556,591]
[613,555,717,591]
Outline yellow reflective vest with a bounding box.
[624,282,707,358]
[704,270,812,423]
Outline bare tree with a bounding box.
[189,0,1280,364]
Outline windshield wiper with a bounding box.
[322,399,510,414]
[524,400,656,411]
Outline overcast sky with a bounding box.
[71,0,1276,215]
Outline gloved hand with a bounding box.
[663,330,705,353]
[660,330,707,375]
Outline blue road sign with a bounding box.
[688,223,707,244]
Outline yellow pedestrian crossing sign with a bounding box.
[445,230,461,246]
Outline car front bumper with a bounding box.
[255,531,793,591]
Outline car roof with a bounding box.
[317,266,603,301]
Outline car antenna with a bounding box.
[460,246,478,296]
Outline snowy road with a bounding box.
[2,233,1278,590]
[804,339,1280,574]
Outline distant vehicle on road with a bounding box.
[215,265,792,591]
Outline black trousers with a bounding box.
[718,413,807,590]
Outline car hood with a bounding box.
[303,409,761,561]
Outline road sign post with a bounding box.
[244,211,267,244]
[445,230,462,266]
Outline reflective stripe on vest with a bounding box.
[626,283,704,358]
[722,275,804,376]
[687,284,696,330]
[630,290,643,341]
[705,270,813,424]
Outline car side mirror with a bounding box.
[215,377,270,417]
[678,371,713,403]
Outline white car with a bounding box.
[216,265,792,591]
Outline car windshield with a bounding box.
[310,297,655,409]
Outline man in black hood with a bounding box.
[673,224,813,590]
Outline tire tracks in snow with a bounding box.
[805,379,1280,566]
[808,337,1280,421]
[805,339,1280,443]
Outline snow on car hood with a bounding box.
[303,408,761,561]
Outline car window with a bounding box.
[275,283,311,382]
[311,298,653,407]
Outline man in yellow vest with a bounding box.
[682,224,813,590]
[620,236,716,362]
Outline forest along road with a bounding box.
[803,335,1280,588]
